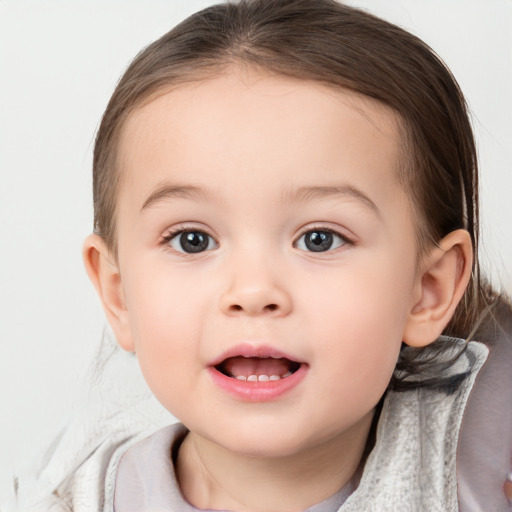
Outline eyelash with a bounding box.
[160,227,218,255]
[293,226,353,253]
[160,225,353,255]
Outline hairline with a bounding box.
[103,62,432,262]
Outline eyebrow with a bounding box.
[141,183,208,210]
[282,184,380,217]
[141,181,380,216]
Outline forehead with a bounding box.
[116,70,405,215]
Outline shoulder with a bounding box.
[4,411,168,512]
[341,340,486,511]
[2,338,174,512]
[113,423,194,511]
[458,333,512,511]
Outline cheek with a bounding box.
[302,257,414,337]
[120,266,207,388]
[300,259,415,393]
[123,259,204,336]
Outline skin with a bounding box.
[505,474,512,504]
[84,70,473,511]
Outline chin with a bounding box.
[225,435,310,459]
[196,417,332,459]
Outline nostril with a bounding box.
[227,303,279,313]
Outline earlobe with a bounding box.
[403,229,473,347]
[82,234,135,352]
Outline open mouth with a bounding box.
[215,356,302,382]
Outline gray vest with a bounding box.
[340,341,488,512]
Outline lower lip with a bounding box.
[207,365,308,402]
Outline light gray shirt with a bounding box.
[114,423,360,511]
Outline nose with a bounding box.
[219,258,292,317]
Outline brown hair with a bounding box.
[92,0,511,380]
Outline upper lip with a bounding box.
[207,343,304,367]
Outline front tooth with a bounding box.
[236,375,247,381]
[269,375,281,381]
[247,375,258,382]
[258,375,270,382]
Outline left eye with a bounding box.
[295,229,348,253]
[166,230,218,254]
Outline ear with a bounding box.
[403,229,473,347]
[83,234,135,352]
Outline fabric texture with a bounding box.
[113,423,360,512]
[340,341,488,512]
[1,333,174,512]
[3,336,510,512]
[457,326,512,511]
[112,341,489,512]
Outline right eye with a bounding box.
[294,228,350,253]
[165,230,218,254]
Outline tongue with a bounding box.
[222,357,293,378]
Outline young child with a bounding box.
[9,0,512,510]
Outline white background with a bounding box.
[1,0,511,487]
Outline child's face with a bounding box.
[113,70,422,457]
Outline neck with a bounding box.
[176,410,374,512]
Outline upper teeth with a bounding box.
[241,355,282,359]
[235,372,292,382]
